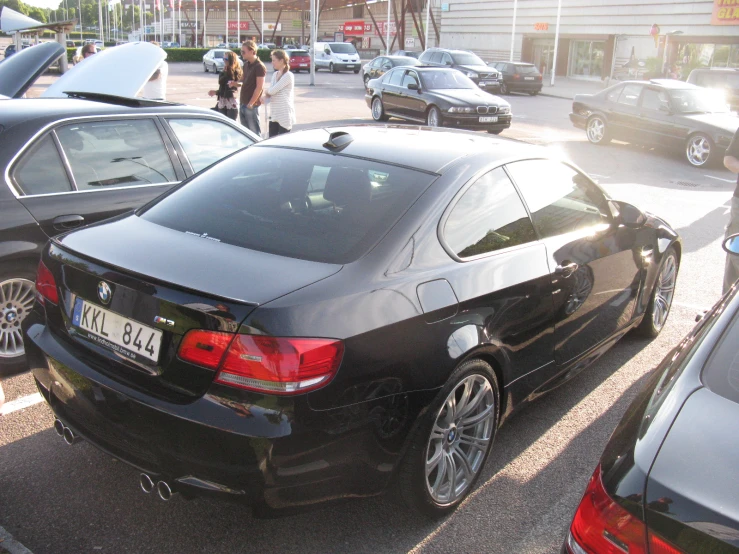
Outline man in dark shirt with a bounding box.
[723,127,739,293]
[231,40,266,136]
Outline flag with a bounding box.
[168,0,173,9]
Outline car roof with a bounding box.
[257,125,535,174]
[425,47,475,55]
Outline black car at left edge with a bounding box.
[0,41,257,376]
[563,234,739,554]
[24,125,680,517]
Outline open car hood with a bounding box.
[0,41,65,98]
[42,42,166,99]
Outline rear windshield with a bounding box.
[330,43,357,54]
[140,147,436,264]
[516,65,539,74]
[291,50,309,56]
[702,301,739,404]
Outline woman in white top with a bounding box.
[264,50,296,137]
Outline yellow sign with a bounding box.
[712,0,739,24]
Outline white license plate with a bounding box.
[299,63,307,67]
[479,116,498,123]
[347,65,355,68]
[479,81,491,86]
[524,76,535,80]
[72,298,163,363]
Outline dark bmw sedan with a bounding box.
[24,126,680,516]
[570,78,738,168]
[563,234,739,554]
[367,67,511,133]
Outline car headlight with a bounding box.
[466,71,478,79]
[498,106,510,114]
[448,107,475,114]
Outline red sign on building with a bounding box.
[340,20,372,35]
[227,21,251,30]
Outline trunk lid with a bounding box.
[0,41,65,98]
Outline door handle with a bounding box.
[53,214,85,230]
[555,262,579,278]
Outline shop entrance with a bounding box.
[569,40,605,79]
[533,42,555,76]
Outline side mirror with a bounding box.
[612,200,647,228]
[723,233,739,255]
[407,82,419,91]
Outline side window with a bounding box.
[606,85,623,103]
[506,160,612,239]
[168,118,254,173]
[441,53,453,65]
[56,119,176,190]
[443,167,537,258]
[14,135,72,195]
[641,88,670,111]
[418,51,430,63]
[388,69,405,86]
[616,84,643,107]
[429,51,443,64]
[401,71,419,88]
[371,57,383,68]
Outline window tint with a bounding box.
[14,135,72,195]
[641,88,670,111]
[387,69,404,86]
[606,85,623,103]
[617,84,643,106]
[140,147,436,264]
[418,51,431,62]
[401,71,418,88]
[168,118,254,173]
[441,53,453,65]
[56,119,176,190]
[702,304,739,405]
[371,57,383,68]
[444,167,537,258]
[506,160,611,238]
[516,65,539,74]
[429,51,443,63]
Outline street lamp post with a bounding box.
[549,0,562,86]
[509,0,517,62]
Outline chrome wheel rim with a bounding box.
[0,278,35,358]
[687,136,710,166]
[425,374,495,505]
[427,108,440,127]
[652,254,677,331]
[372,98,383,120]
[586,118,604,143]
[500,82,507,94]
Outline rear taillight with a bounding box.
[35,260,59,305]
[513,74,521,80]
[566,465,685,554]
[178,330,344,395]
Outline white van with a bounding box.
[314,42,361,73]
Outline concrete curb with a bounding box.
[0,526,33,554]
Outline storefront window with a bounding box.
[569,41,605,79]
[676,43,739,72]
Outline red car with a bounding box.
[289,49,311,73]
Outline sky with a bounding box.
[23,0,64,10]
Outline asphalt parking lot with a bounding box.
[1,62,736,553]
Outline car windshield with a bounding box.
[451,52,486,66]
[140,146,437,264]
[330,44,357,54]
[420,70,477,90]
[668,88,730,114]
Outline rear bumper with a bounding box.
[24,312,424,510]
[569,112,587,129]
[328,62,360,71]
[506,80,543,92]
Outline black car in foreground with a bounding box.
[0,41,257,376]
[25,125,680,516]
[563,234,739,554]
[418,48,501,93]
[570,78,739,168]
[489,61,543,95]
[367,67,511,133]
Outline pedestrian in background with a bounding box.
[264,49,295,137]
[723,127,739,294]
[230,40,266,136]
[140,41,168,101]
[208,51,242,120]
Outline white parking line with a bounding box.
[0,525,34,554]
[705,175,735,184]
[0,393,43,416]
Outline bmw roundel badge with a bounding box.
[97,281,112,305]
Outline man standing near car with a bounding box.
[230,40,265,136]
[723,127,739,293]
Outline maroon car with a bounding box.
[289,49,311,73]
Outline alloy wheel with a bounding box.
[425,374,495,505]
[427,106,441,127]
[651,253,677,332]
[372,97,385,121]
[586,117,605,143]
[0,278,35,359]
[686,135,711,167]
[500,82,508,94]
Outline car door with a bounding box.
[506,159,642,367]
[380,69,405,114]
[440,166,556,399]
[397,69,426,120]
[607,83,644,142]
[637,86,685,149]
[162,116,257,175]
[13,117,184,238]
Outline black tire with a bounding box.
[0,264,37,378]
[330,63,336,74]
[363,74,370,89]
[204,63,208,73]
[635,246,679,338]
[426,105,442,127]
[585,115,611,145]
[487,129,503,135]
[314,64,319,72]
[398,358,500,517]
[529,91,539,96]
[371,96,389,122]
[499,81,508,95]
[353,68,360,74]
[685,133,718,168]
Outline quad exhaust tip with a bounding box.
[140,473,155,494]
[157,480,174,501]
[54,419,80,445]
[53,418,65,437]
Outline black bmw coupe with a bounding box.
[366,67,511,133]
[24,126,680,516]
